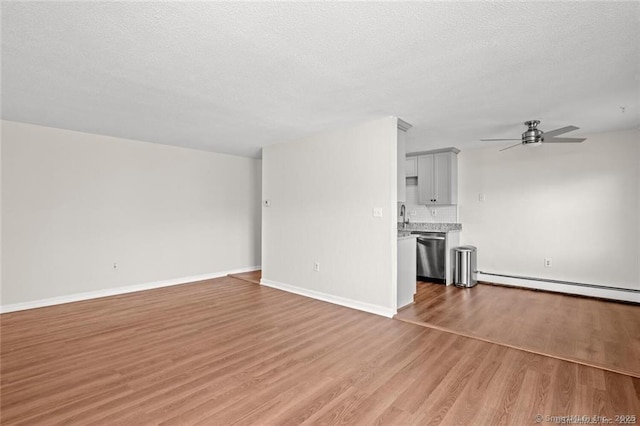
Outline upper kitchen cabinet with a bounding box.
[405,157,418,178]
[396,119,412,203]
[412,148,459,205]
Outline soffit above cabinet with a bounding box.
[398,119,413,132]
[407,147,460,157]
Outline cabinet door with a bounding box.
[405,157,418,178]
[433,152,456,204]
[417,155,435,204]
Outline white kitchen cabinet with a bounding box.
[405,157,418,178]
[397,235,417,308]
[415,149,458,205]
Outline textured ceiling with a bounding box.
[2,2,639,158]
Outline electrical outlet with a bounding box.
[410,211,417,216]
[372,207,383,217]
[544,258,552,268]
[479,194,486,202]
[113,262,118,270]
[431,209,437,216]
[314,262,320,272]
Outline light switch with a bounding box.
[263,200,271,207]
[478,194,486,202]
[373,207,383,217]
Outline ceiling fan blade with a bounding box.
[499,143,523,151]
[544,137,586,143]
[480,138,521,141]
[542,126,579,138]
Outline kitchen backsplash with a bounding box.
[402,185,458,223]
[405,204,458,223]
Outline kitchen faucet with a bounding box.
[400,205,410,229]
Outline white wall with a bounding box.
[1,121,262,309]
[261,117,398,317]
[458,129,639,298]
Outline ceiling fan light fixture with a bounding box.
[480,120,585,152]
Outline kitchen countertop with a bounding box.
[397,222,462,232]
[397,233,418,240]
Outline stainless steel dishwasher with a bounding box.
[412,232,446,283]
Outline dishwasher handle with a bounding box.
[417,235,445,241]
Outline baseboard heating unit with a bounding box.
[476,270,639,303]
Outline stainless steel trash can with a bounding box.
[454,246,477,288]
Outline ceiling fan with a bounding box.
[481,120,586,151]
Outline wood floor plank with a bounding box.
[227,270,261,285]
[437,343,508,426]
[1,275,639,425]
[396,281,640,377]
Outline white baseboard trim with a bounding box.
[477,273,640,303]
[0,266,261,314]
[260,278,395,318]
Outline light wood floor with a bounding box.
[396,281,640,378]
[2,277,639,425]
[228,270,261,285]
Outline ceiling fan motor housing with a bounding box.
[522,120,543,144]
